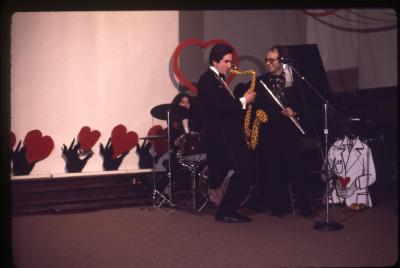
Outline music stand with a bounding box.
[150,104,188,208]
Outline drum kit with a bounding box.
[176,132,207,210]
[141,103,208,210]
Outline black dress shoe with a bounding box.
[215,214,252,223]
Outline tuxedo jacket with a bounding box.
[197,68,253,188]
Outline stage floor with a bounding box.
[11,192,398,268]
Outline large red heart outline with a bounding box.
[24,130,54,164]
[338,176,351,188]
[78,126,101,152]
[111,124,138,159]
[172,38,239,95]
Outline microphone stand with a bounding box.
[289,64,343,231]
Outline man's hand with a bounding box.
[244,89,256,104]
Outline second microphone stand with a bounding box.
[289,64,343,231]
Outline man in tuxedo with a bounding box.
[197,43,256,223]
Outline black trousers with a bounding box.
[215,137,254,217]
[217,173,251,216]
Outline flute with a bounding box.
[259,80,306,135]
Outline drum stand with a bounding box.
[179,160,204,211]
[151,158,171,208]
[143,139,169,208]
[197,196,209,212]
[153,188,172,208]
[152,110,175,208]
[150,103,188,208]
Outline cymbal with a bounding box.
[151,103,188,121]
[139,135,166,140]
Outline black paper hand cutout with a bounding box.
[136,140,153,169]
[99,138,128,171]
[12,141,35,175]
[62,138,94,173]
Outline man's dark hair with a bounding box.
[209,43,233,65]
[268,44,289,58]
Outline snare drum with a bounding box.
[177,132,206,162]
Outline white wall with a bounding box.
[306,8,397,91]
[203,10,307,89]
[11,11,179,175]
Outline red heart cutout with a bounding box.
[172,38,239,95]
[24,130,54,164]
[78,126,101,152]
[10,131,16,149]
[338,176,351,188]
[147,125,168,156]
[148,125,164,137]
[111,124,138,159]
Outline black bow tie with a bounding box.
[219,73,226,80]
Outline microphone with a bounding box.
[282,63,293,87]
[278,56,294,64]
